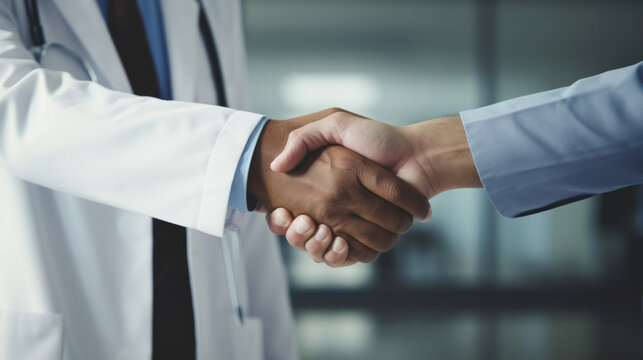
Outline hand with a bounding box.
[266,109,481,266]
[271,109,434,197]
[249,109,430,263]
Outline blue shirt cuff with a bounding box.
[228,117,269,211]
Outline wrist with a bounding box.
[403,116,481,196]
[248,119,290,207]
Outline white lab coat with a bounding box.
[0,0,297,359]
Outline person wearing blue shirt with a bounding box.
[266,61,643,266]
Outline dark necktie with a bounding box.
[107,1,195,359]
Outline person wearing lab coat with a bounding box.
[0,0,430,359]
[0,1,294,359]
[265,61,643,264]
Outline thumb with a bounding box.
[270,119,341,172]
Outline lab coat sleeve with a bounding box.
[460,61,643,217]
[0,6,261,237]
[228,117,268,211]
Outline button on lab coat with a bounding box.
[0,0,297,359]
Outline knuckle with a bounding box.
[287,130,302,143]
[372,171,385,188]
[327,107,346,114]
[335,157,358,172]
[327,111,349,128]
[319,209,344,229]
[387,181,403,202]
[326,185,349,202]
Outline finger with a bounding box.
[304,224,333,263]
[266,208,294,235]
[285,215,316,251]
[271,117,343,173]
[336,216,398,253]
[358,163,430,220]
[340,233,381,263]
[255,201,269,213]
[323,236,350,267]
[421,205,433,222]
[323,238,359,267]
[354,192,414,234]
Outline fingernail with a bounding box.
[270,156,281,169]
[274,212,289,227]
[294,218,313,235]
[422,207,433,222]
[315,226,329,241]
[332,238,345,253]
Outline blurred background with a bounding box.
[241,0,643,359]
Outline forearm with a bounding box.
[459,62,643,217]
[1,74,262,235]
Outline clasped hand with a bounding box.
[248,108,431,265]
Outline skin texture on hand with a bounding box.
[271,110,433,198]
[266,109,482,267]
[271,110,481,198]
[249,109,430,263]
[405,116,483,193]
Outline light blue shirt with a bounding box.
[97,0,260,211]
[229,117,267,211]
[461,61,643,217]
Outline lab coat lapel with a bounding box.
[199,0,248,109]
[50,0,131,92]
[160,0,200,102]
[199,0,238,106]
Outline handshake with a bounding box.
[248,108,482,267]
